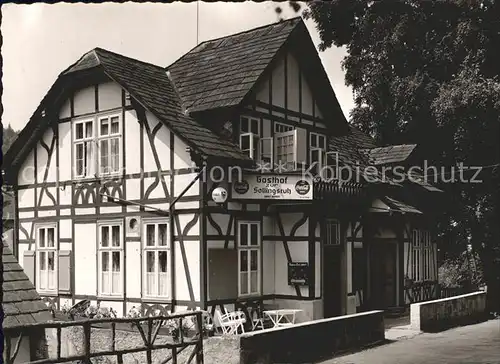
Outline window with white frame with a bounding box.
[310,133,327,176]
[143,220,170,298]
[411,229,434,282]
[325,220,340,245]
[239,116,260,160]
[98,221,123,296]
[275,130,296,170]
[238,221,260,296]
[98,115,122,175]
[36,224,57,293]
[74,119,94,178]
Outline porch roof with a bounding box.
[2,241,53,328]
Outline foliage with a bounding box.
[2,124,18,155]
[439,250,484,288]
[287,0,500,311]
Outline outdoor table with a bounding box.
[263,309,302,328]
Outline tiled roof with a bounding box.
[329,126,378,167]
[167,17,302,113]
[2,241,53,328]
[361,144,417,165]
[383,196,422,214]
[75,48,253,162]
[5,48,252,170]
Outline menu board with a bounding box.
[288,262,310,286]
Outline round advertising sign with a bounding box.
[212,187,228,204]
[294,180,311,196]
[233,180,249,194]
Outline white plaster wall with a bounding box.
[287,53,300,112]
[74,223,97,295]
[147,111,171,171]
[126,178,141,201]
[59,187,72,206]
[280,213,308,237]
[207,214,231,236]
[7,335,31,364]
[18,150,36,186]
[73,86,95,116]
[174,174,199,197]
[178,214,199,236]
[174,240,200,301]
[274,241,309,296]
[99,300,123,318]
[262,240,275,295]
[98,82,122,111]
[19,221,33,241]
[301,72,313,116]
[272,56,286,108]
[58,122,70,182]
[126,240,141,299]
[173,136,193,169]
[59,98,71,119]
[18,188,35,208]
[124,110,141,176]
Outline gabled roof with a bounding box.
[4,48,251,172]
[360,144,417,165]
[2,241,53,328]
[167,17,302,113]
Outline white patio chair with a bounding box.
[214,308,246,335]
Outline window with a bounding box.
[74,119,94,178]
[411,229,421,282]
[98,115,122,175]
[73,113,122,178]
[310,133,327,176]
[422,231,432,281]
[98,221,123,296]
[274,122,293,133]
[275,130,296,170]
[325,220,340,245]
[238,222,260,296]
[36,224,57,293]
[239,116,260,160]
[143,220,170,298]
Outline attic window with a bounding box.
[41,109,46,117]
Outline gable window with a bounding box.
[98,221,123,296]
[36,224,57,293]
[143,220,170,298]
[239,116,260,160]
[98,115,122,175]
[72,113,122,179]
[74,119,94,178]
[238,221,260,296]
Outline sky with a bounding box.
[1,2,355,132]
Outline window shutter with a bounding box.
[294,128,307,169]
[58,250,72,294]
[23,250,36,285]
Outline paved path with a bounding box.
[322,319,500,364]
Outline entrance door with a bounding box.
[323,246,342,317]
[370,242,397,309]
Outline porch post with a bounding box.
[396,215,406,307]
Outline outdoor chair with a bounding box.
[214,308,246,335]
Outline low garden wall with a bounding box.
[46,325,240,364]
[410,291,487,332]
[239,310,385,364]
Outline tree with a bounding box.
[2,124,19,155]
[286,0,500,311]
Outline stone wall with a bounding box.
[410,291,487,332]
[45,325,240,364]
[239,310,385,364]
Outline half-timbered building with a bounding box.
[4,17,442,322]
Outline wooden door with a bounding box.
[370,242,397,308]
[323,246,342,317]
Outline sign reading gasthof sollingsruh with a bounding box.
[232,174,313,200]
